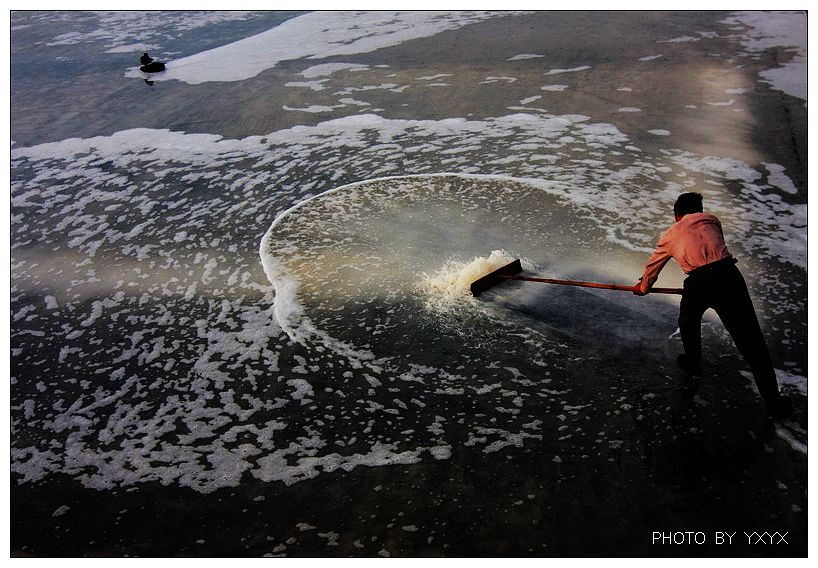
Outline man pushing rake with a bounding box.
[632,192,789,418]
[471,192,790,419]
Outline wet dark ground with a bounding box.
[10,11,807,558]
[12,396,807,558]
[11,324,807,557]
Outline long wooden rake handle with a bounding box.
[469,259,683,296]
[500,275,683,295]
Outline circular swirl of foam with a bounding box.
[260,173,658,357]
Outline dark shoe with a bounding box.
[676,354,702,376]
[766,395,792,419]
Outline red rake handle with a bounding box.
[501,275,683,295]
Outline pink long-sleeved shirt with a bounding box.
[638,212,732,294]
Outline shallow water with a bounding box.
[11,10,807,557]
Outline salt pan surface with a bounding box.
[8,13,807,557]
[41,11,259,54]
[132,11,516,84]
[11,90,806,494]
[723,11,806,100]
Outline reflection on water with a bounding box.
[10,10,807,556]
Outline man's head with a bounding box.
[674,192,703,221]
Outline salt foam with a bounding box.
[420,250,515,306]
[128,11,518,85]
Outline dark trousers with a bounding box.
[679,258,780,403]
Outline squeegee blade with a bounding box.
[470,259,523,296]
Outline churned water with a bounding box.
[11,10,807,556]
